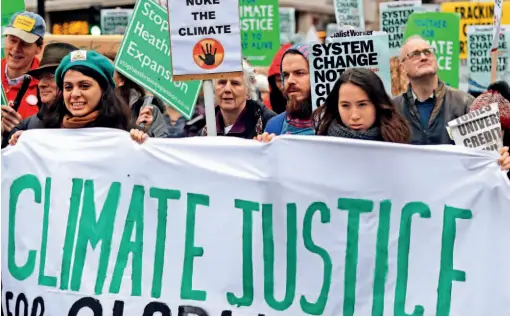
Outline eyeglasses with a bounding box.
[404,48,435,61]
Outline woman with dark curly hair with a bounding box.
[314,68,412,143]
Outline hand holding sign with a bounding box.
[199,43,217,66]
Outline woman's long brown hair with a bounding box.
[314,68,412,144]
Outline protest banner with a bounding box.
[467,25,510,93]
[2,129,510,316]
[380,0,422,57]
[115,0,201,120]
[279,7,295,44]
[240,0,279,67]
[404,12,460,88]
[100,9,133,35]
[447,102,503,152]
[1,0,25,59]
[440,1,510,59]
[311,30,391,108]
[167,0,243,80]
[333,0,364,29]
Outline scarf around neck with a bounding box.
[327,120,382,141]
[61,110,100,129]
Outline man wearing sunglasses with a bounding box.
[394,35,474,145]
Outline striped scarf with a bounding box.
[282,115,315,135]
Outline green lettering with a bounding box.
[262,203,297,311]
[38,177,57,287]
[60,178,84,290]
[226,199,259,307]
[436,205,472,316]
[150,187,181,298]
[181,193,209,301]
[394,202,430,316]
[70,180,121,294]
[372,200,391,316]
[109,185,145,296]
[8,174,41,281]
[338,198,374,316]
[300,202,332,315]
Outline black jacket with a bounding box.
[198,100,276,139]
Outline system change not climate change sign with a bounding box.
[380,0,422,57]
[467,25,510,92]
[311,30,391,108]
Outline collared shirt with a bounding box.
[4,66,25,86]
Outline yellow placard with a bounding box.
[12,15,36,32]
[441,1,510,59]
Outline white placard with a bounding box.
[167,0,243,77]
[3,129,510,315]
[448,102,503,152]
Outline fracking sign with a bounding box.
[311,31,391,109]
[441,1,510,59]
[115,0,202,119]
[467,25,510,92]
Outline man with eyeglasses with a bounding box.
[394,35,474,145]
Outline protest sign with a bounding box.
[326,23,339,38]
[2,129,510,316]
[240,0,279,67]
[168,0,243,80]
[311,31,391,108]
[467,25,510,93]
[279,7,295,44]
[1,0,25,59]
[404,12,460,88]
[447,103,503,152]
[115,0,201,119]
[1,86,8,105]
[380,0,422,57]
[100,9,133,35]
[333,0,364,29]
[440,1,510,59]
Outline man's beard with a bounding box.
[285,93,312,120]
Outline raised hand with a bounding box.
[199,43,217,66]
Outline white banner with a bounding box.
[167,0,243,76]
[2,129,510,316]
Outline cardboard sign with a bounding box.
[467,25,510,93]
[447,103,503,152]
[116,0,202,119]
[440,1,510,59]
[100,9,133,35]
[379,0,422,57]
[404,12,460,88]
[279,7,295,44]
[240,0,280,67]
[40,35,124,60]
[168,0,243,80]
[310,31,392,108]
[333,0,364,29]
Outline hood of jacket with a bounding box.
[267,43,292,78]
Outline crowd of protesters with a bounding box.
[1,11,509,178]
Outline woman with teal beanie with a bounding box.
[9,50,147,144]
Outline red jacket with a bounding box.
[1,58,40,119]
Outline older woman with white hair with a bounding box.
[197,59,276,138]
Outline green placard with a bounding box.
[1,0,25,59]
[404,11,460,88]
[1,86,8,105]
[115,0,202,119]
[240,0,280,67]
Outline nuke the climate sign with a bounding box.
[115,0,201,119]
